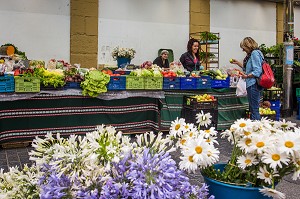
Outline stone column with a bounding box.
[276,3,284,44]
[189,0,210,35]
[70,0,98,68]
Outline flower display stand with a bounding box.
[117,57,131,68]
[203,164,269,199]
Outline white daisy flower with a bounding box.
[259,187,286,199]
[179,155,199,173]
[196,111,212,128]
[237,136,253,153]
[183,137,210,164]
[202,148,220,168]
[257,165,278,185]
[251,135,272,154]
[237,154,258,169]
[201,127,217,139]
[278,132,300,155]
[231,118,253,134]
[170,117,186,138]
[204,136,219,146]
[275,119,296,131]
[262,147,289,170]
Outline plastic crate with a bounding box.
[0,75,14,93]
[245,109,277,121]
[196,76,211,89]
[211,77,230,88]
[64,82,81,89]
[183,95,218,110]
[263,89,283,100]
[163,77,180,90]
[180,77,197,90]
[113,70,131,75]
[269,100,281,109]
[15,77,40,92]
[181,107,218,130]
[296,88,300,97]
[144,77,163,90]
[126,76,144,90]
[107,76,126,90]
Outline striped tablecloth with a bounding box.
[0,94,161,144]
[160,88,249,131]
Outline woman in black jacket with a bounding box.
[179,38,201,72]
[153,50,169,68]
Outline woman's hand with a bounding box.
[230,59,243,68]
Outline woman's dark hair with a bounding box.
[187,38,200,60]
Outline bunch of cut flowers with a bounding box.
[0,124,214,199]
[170,110,300,199]
[111,46,136,60]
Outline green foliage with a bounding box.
[199,32,220,41]
[80,70,110,97]
[259,43,283,57]
[199,52,215,63]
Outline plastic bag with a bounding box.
[236,77,247,96]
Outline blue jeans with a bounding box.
[247,83,262,120]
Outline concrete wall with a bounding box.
[97,0,189,65]
[0,0,70,62]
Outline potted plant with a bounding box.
[169,112,300,199]
[111,46,136,68]
[199,32,220,44]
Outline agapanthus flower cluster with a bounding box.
[0,125,213,198]
[220,117,300,199]
[112,46,136,60]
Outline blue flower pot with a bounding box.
[203,163,269,199]
[117,57,131,68]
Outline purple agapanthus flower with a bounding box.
[39,168,72,199]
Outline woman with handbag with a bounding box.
[231,37,263,120]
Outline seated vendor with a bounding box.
[153,50,170,68]
[179,38,201,72]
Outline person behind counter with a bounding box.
[179,38,201,72]
[153,50,170,68]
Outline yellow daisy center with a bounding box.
[188,156,194,162]
[207,151,212,157]
[264,172,270,178]
[185,125,189,129]
[175,124,180,130]
[206,139,210,143]
[245,138,252,146]
[256,142,265,148]
[285,141,294,148]
[245,159,251,165]
[239,123,246,128]
[202,116,207,121]
[189,132,193,137]
[244,131,251,136]
[297,160,300,166]
[180,139,186,145]
[272,154,280,161]
[205,130,210,134]
[195,146,203,154]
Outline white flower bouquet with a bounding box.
[170,111,300,199]
[111,46,136,60]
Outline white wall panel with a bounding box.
[0,0,70,62]
[210,0,277,69]
[98,0,189,65]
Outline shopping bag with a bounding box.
[236,77,247,97]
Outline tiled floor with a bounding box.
[0,147,34,172]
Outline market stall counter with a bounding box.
[0,91,163,145]
[0,88,248,145]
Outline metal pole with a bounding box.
[282,0,294,117]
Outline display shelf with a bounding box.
[190,32,220,70]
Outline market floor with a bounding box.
[1,113,300,199]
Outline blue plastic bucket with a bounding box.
[117,57,131,68]
[203,164,269,199]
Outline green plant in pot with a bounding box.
[169,113,300,199]
[199,32,220,42]
[199,52,215,63]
